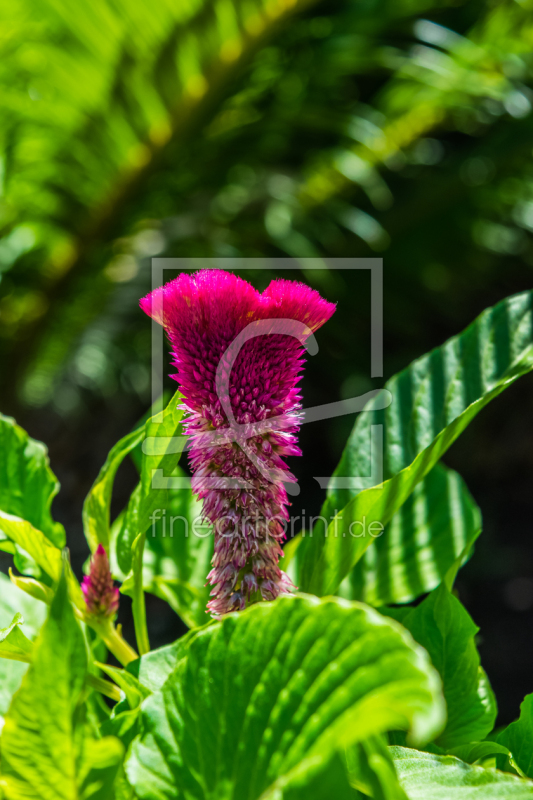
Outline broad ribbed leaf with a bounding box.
[126,595,445,800]
[337,463,481,606]
[295,290,533,597]
[395,582,497,749]
[390,747,533,798]
[0,414,64,548]
[499,695,533,778]
[0,568,123,799]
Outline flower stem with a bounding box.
[90,618,138,666]
[87,673,121,702]
[130,531,150,655]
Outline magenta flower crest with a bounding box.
[140,270,335,616]
[82,544,120,618]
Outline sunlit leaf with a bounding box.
[390,747,533,798]
[126,595,445,799]
[294,290,533,597]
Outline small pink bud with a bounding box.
[82,544,119,618]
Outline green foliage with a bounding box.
[83,427,145,553]
[4,280,533,796]
[0,414,65,548]
[388,583,497,749]
[499,695,533,779]
[0,568,123,799]
[116,389,185,574]
[0,572,46,730]
[292,289,533,597]
[390,747,533,798]
[126,595,445,799]
[0,614,33,663]
[337,462,481,607]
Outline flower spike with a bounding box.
[82,544,119,618]
[140,270,335,616]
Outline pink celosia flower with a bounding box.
[140,270,335,616]
[82,544,119,618]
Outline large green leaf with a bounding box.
[499,695,533,778]
[126,595,445,800]
[0,413,64,548]
[390,747,533,798]
[0,567,123,799]
[394,582,497,749]
[336,463,482,607]
[295,290,533,597]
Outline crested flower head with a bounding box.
[140,270,335,616]
[82,544,119,618]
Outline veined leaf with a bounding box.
[295,290,533,597]
[390,747,533,798]
[0,413,65,548]
[499,694,533,778]
[0,567,123,799]
[393,582,497,749]
[126,595,445,800]
[337,462,482,607]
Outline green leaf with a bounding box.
[0,572,46,731]
[390,746,533,798]
[337,463,482,607]
[0,614,33,663]
[0,512,84,610]
[0,512,63,582]
[95,662,151,709]
[397,582,497,749]
[499,694,533,778]
[116,389,186,574]
[78,737,126,800]
[83,426,145,553]
[126,595,445,800]
[0,565,123,799]
[126,631,200,693]
[448,741,514,770]
[347,736,409,799]
[0,413,65,548]
[295,290,533,597]
[143,487,213,628]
